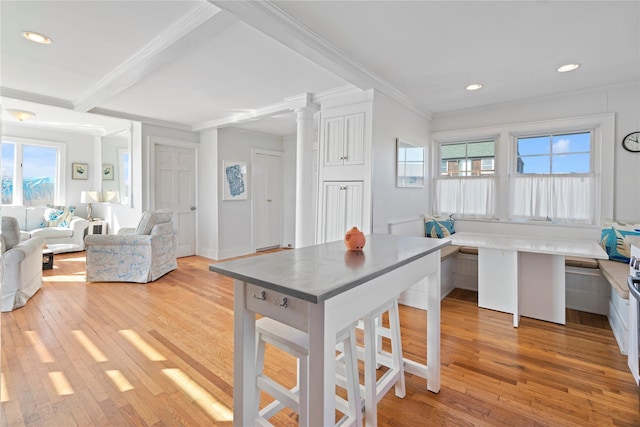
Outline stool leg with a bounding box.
[343,329,363,427]
[298,352,309,427]
[363,312,377,427]
[255,329,267,421]
[389,300,406,398]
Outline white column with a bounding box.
[295,107,316,248]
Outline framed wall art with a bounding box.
[103,164,114,180]
[72,163,88,180]
[222,160,248,200]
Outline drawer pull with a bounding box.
[252,290,266,300]
[274,297,288,308]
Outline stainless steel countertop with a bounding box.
[209,234,450,303]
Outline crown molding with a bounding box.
[1,87,74,110]
[89,107,192,132]
[73,2,235,112]
[210,0,430,119]
[192,92,319,132]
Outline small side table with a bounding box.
[86,219,108,236]
[42,249,54,270]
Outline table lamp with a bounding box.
[80,190,101,221]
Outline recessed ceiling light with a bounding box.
[557,63,580,73]
[466,83,483,91]
[21,31,52,45]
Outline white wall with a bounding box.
[207,127,289,260]
[371,91,431,233]
[432,83,640,224]
[2,124,99,218]
[198,128,219,259]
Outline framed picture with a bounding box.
[102,164,114,180]
[222,160,248,200]
[72,163,88,180]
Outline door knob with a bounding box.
[190,206,196,210]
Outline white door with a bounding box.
[253,152,282,251]
[155,144,196,257]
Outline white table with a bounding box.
[209,234,449,426]
[450,232,608,327]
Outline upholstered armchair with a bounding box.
[85,210,177,283]
[1,216,46,312]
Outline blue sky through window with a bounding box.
[517,132,591,174]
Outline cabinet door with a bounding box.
[320,181,363,243]
[323,116,345,166]
[343,113,365,166]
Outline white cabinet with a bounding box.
[322,112,365,167]
[319,181,363,243]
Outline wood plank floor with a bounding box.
[1,252,638,426]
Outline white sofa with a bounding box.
[1,205,89,253]
[1,216,45,312]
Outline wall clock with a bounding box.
[622,131,640,152]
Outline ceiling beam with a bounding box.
[210,0,430,119]
[73,2,237,113]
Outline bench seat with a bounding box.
[565,256,599,269]
[441,245,460,261]
[598,259,630,299]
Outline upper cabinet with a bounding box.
[323,112,365,167]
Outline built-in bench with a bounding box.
[388,216,631,354]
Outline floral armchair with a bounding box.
[85,210,177,283]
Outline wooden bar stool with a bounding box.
[255,317,362,427]
[360,298,406,426]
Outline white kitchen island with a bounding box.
[450,232,608,327]
[209,234,449,426]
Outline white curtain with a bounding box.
[435,177,496,217]
[509,174,594,222]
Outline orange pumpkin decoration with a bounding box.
[344,227,366,251]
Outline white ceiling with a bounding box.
[1,0,638,136]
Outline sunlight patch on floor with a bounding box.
[1,373,8,402]
[43,274,86,282]
[72,330,107,362]
[24,330,54,363]
[49,371,74,396]
[119,329,166,361]
[162,368,233,422]
[105,370,134,392]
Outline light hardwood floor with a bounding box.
[1,252,638,426]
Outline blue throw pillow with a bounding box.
[425,217,455,238]
[607,227,640,264]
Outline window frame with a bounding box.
[1,137,67,206]
[514,131,593,176]
[434,138,499,219]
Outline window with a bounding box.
[435,140,497,217]
[1,139,61,206]
[510,131,594,223]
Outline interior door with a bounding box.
[155,144,196,257]
[253,152,282,251]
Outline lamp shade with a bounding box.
[103,191,120,203]
[80,190,101,204]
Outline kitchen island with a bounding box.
[210,233,449,426]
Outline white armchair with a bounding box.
[85,210,177,283]
[1,216,45,312]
